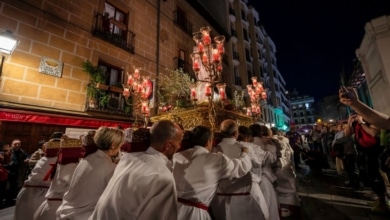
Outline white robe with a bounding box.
[253,137,280,220]
[211,138,267,220]
[57,150,116,220]
[14,156,57,220]
[272,135,300,206]
[173,146,252,220]
[33,163,77,220]
[89,147,177,220]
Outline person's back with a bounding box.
[57,128,123,220]
[211,120,266,220]
[90,148,177,220]
[173,126,252,220]
[89,120,183,220]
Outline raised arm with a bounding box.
[339,87,390,130]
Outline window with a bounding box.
[301,119,305,124]
[177,48,187,72]
[241,10,246,21]
[103,2,127,38]
[243,29,249,41]
[98,61,124,86]
[300,112,304,117]
[175,7,192,35]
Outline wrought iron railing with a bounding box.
[92,13,136,54]
[85,87,132,116]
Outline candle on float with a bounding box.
[256,106,261,114]
[247,108,252,116]
[217,64,223,72]
[203,33,211,45]
[134,69,140,79]
[127,74,133,86]
[122,88,130,98]
[198,42,204,53]
[137,84,143,93]
[219,88,226,100]
[251,104,257,113]
[202,53,208,64]
[205,84,212,96]
[193,60,200,72]
[190,88,197,100]
[212,49,220,63]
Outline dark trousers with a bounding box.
[343,154,359,186]
[359,146,387,200]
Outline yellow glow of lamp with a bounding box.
[0,30,19,80]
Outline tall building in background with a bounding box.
[290,92,316,130]
[228,0,290,130]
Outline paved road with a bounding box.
[297,168,390,220]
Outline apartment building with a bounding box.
[228,0,290,130]
[290,94,316,129]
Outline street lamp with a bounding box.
[0,30,19,81]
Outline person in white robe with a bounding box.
[57,128,124,220]
[250,124,280,220]
[173,125,252,220]
[271,127,300,218]
[211,119,266,220]
[33,138,81,220]
[89,120,183,220]
[237,125,272,220]
[14,140,60,220]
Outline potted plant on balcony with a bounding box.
[82,60,107,108]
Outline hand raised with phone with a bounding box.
[339,86,358,106]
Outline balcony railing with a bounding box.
[173,11,193,36]
[92,13,136,54]
[85,88,132,116]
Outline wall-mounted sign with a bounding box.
[39,56,64,78]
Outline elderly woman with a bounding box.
[56,126,124,220]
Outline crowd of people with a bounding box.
[0,86,389,218]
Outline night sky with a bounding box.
[247,0,390,100]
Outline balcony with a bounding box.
[92,13,135,54]
[173,11,193,36]
[85,86,132,116]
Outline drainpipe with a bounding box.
[155,0,161,115]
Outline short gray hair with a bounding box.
[150,120,179,147]
[94,126,124,150]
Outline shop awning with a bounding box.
[0,108,133,128]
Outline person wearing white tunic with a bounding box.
[271,127,300,218]
[211,119,266,220]
[250,124,280,220]
[173,125,252,220]
[57,127,124,220]
[14,140,60,220]
[33,139,81,220]
[237,125,272,220]
[89,120,183,220]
